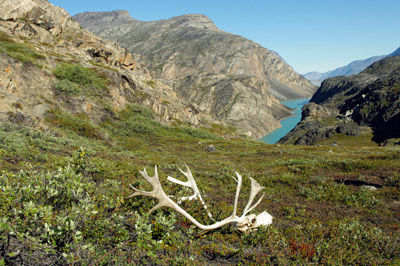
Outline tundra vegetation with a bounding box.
[0,100,399,265]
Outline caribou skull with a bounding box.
[127,164,273,232]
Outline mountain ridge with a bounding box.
[74,10,315,100]
[304,47,400,86]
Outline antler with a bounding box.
[127,165,273,232]
[167,164,213,220]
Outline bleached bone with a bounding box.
[127,165,273,232]
[167,164,213,220]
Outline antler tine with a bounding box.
[126,166,167,200]
[242,176,265,216]
[127,166,225,230]
[126,168,155,199]
[232,172,243,217]
[167,164,194,192]
[126,183,153,199]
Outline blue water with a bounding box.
[260,99,309,144]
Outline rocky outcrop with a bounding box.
[279,103,340,145]
[300,102,339,120]
[280,118,361,146]
[173,74,290,137]
[0,0,74,35]
[74,11,317,137]
[0,0,216,131]
[280,56,400,145]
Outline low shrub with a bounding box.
[0,32,45,64]
[52,62,107,96]
[53,79,81,94]
[45,109,104,140]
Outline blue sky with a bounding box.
[49,0,400,74]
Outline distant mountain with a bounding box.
[280,55,400,145]
[389,47,400,56]
[304,48,400,86]
[74,11,317,137]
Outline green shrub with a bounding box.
[53,79,81,94]
[116,106,159,135]
[105,104,160,136]
[0,32,45,64]
[299,182,380,208]
[52,62,107,95]
[0,122,54,167]
[1,167,111,264]
[105,103,220,141]
[45,109,104,139]
[121,104,155,120]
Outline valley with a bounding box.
[260,98,309,144]
[0,0,399,265]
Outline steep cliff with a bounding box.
[280,56,400,145]
[74,11,317,137]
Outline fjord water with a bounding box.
[260,99,309,144]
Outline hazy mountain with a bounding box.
[304,48,400,86]
[388,47,400,56]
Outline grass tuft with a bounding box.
[0,32,45,64]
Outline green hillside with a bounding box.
[1,106,399,265]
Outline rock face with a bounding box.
[0,0,219,132]
[304,47,400,86]
[74,11,317,137]
[280,56,400,145]
[74,11,316,100]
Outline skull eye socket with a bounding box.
[251,218,256,223]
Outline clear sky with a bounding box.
[48,0,400,74]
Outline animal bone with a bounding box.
[127,165,273,232]
[167,164,213,220]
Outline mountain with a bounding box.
[304,55,387,86]
[0,1,315,140]
[0,0,298,139]
[0,0,222,135]
[74,11,316,100]
[389,47,400,56]
[304,47,400,86]
[74,11,317,137]
[280,55,400,145]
